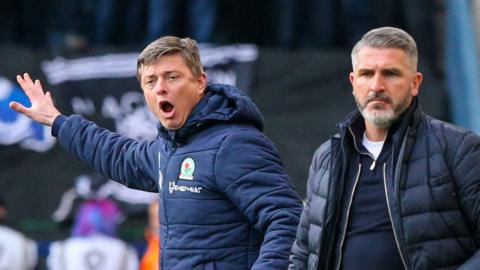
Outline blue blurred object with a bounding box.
[0,76,55,151]
[445,0,480,134]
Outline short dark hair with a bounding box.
[137,36,204,82]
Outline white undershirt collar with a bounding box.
[362,132,385,160]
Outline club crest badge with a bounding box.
[179,158,195,180]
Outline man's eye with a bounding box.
[145,81,155,87]
[167,75,178,80]
[384,70,400,77]
[359,72,373,77]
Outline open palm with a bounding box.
[9,73,61,126]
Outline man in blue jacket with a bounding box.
[289,27,480,269]
[11,36,303,269]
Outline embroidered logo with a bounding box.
[179,158,195,180]
[168,181,202,194]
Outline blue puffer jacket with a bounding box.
[53,84,303,270]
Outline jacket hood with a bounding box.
[158,83,264,141]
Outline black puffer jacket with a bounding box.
[289,100,480,270]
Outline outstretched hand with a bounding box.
[9,73,61,126]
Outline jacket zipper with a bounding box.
[160,142,177,270]
[349,128,377,170]
[383,163,408,269]
[335,163,362,270]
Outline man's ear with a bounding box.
[349,72,355,95]
[411,72,423,97]
[197,72,207,94]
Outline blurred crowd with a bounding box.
[0,173,159,269]
[0,0,441,65]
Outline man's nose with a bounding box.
[369,74,385,92]
[154,80,167,95]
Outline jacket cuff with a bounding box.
[51,115,67,137]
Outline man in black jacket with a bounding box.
[289,26,480,269]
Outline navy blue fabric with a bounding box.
[341,144,403,270]
[51,114,67,137]
[55,83,303,270]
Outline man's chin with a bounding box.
[366,102,390,111]
[362,109,396,128]
[160,119,177,130]
[161,119,188,131]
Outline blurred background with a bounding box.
[1,0,480,268]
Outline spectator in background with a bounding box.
[0,196,38,270]
[140,200,160,270]
[46,0,91,55]
[351,1,436,70]
[271,0,299,48]
[271,0,436,64]
[46,0,146,55]
[92,0,146,48]
[47,199,138,270]
[146,0,218,43]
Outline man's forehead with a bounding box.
[354,47,411,69]
[357,46,407,57]
[140,60,186,76]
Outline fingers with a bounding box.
[12,73,60,126]
[45,91,55,104]
[16,73,46,99]
[35,78,42,89]
[16,73,34,88]
[17,74,34,96]
[16,74,25,88]
[9,101,29,115]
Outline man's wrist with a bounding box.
[51,115,67,137]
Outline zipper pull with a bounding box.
[370,159,376,171]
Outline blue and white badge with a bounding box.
[179,158,195,180]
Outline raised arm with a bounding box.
[11,73,159,192]
[9,73,61,126]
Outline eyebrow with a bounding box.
[143,74,156,80]
[163,70,177,75]
[357,67,402,74]
[381,68,402,75]
[142,69,183,81]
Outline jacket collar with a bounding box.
[337,97,423,145]
[156,83,264,142]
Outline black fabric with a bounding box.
[289,99,480,269]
